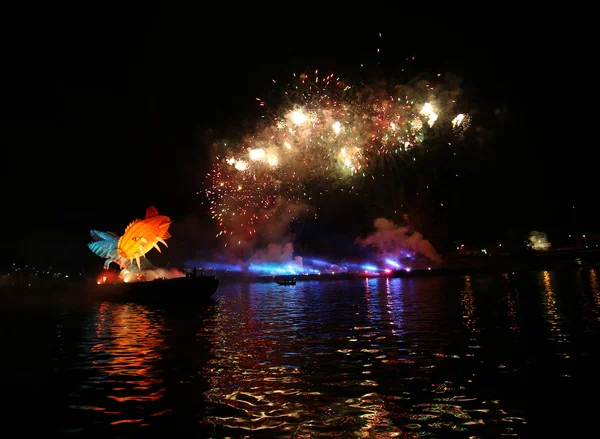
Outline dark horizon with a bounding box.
[2,10,593,272]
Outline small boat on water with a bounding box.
[93,275,220,303]
[277,279,296,286]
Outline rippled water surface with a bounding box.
[2,269,600,437]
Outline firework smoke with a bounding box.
[356,217,441,266]
[120,267,184,283]
[249,242,303,267]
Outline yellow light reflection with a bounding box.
[503,274,519,332]
[460,275,478,333]
[590,268,600,320]
[78,303,167,424]
[541,271,569,358]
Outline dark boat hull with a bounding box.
[92,276,219,303]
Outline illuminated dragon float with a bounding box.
[87,206,172,276]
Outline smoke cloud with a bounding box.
[249,242,303,267]
[356,217,441,266]
[221,200,309,267]
[122,267,184,283]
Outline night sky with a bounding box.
[2,9,592,271]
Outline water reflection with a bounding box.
[69,303,168,430]
[539,271,572,379]
[540,271,568,344]
[591,269,600,318]
[203,284,308,433]
[9,271,594,436]
[503,274,520,332]
[203,281,405,436]
[460,275,478,334]
[577,268,600,332]
[382,277,405,338]
[203,279,525,437]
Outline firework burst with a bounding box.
[204,71,468,248]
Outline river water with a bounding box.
[2,269,599,437]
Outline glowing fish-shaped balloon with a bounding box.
[116,206,172,268]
